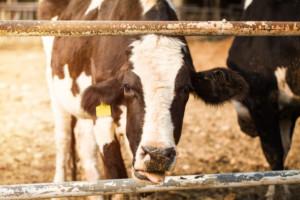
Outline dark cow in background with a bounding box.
[39,0,247,199]
[228,0,300,199]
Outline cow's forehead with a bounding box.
[130,35,185,89]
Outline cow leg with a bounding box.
[52,108,73,183]
[259,135,284,170]
[266,185,291,200]
[272,115,296,200]
[259,130,284,200]
[283,185,291,200]
[94,117,128,200]
[249,101,284,200]
[75,119,103,200]
[114,106,141,200]
[252,103,285,171]
[261,119,295,200]
[94,117,127,179]
[279,119,293,161]
[277,119,294,200]
[265,185,276,200]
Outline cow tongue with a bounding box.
[138,171,165,183]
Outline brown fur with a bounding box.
[38,0,70,19]
[102,139,128,179]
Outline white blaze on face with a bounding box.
[85,0,104,15]
[244,0,253,10]
[130,35,184,153]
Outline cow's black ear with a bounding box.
[191,68,248,105]
[81,78,122,116]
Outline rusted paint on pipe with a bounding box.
[0,170,300,199]
[0,20,300,36]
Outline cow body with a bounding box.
[228,0,300,198]
[39,1,248,199]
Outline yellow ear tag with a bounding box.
[96,104,111,118]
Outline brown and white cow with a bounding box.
[38,0,247,194]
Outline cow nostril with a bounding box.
[142,146,176,160]
[141,146,151,155]
[163,147,176,160]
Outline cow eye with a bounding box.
[123,84,135,97]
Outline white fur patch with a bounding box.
[42,16,58,70]
[140,0,176,14]
[275,67,294,108]
[85,0,104,15]
[232,100,251,118]
[94,117,115,153]
[244,0,253,10]
[51,65,92,118]
[75,119,101,181]
[42,16,92,118]
[130,35,184,166]
[165,0,176,11]
[140,0,157,14]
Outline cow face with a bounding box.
[81,36,248,183]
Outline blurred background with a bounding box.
[0,0,244,21]
[1,1,300,200]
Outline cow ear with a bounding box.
[81,78,122,116]
[191,68,248,105]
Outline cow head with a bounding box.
[81,36,248,183]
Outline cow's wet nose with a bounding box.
[141,146,176,171]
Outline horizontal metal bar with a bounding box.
[0,170,300,200]
[0,20,300,36]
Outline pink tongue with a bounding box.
[139,171,165,183]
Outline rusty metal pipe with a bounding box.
[0,170,300,199]
[1,20,300,36]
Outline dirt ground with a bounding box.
[0,37,300,200]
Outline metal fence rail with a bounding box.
[1,19,300,200]
[0,170,299,200]
[1,20,300,37]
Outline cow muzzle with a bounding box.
[133,146,176,183]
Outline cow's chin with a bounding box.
[133,169,165,184]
